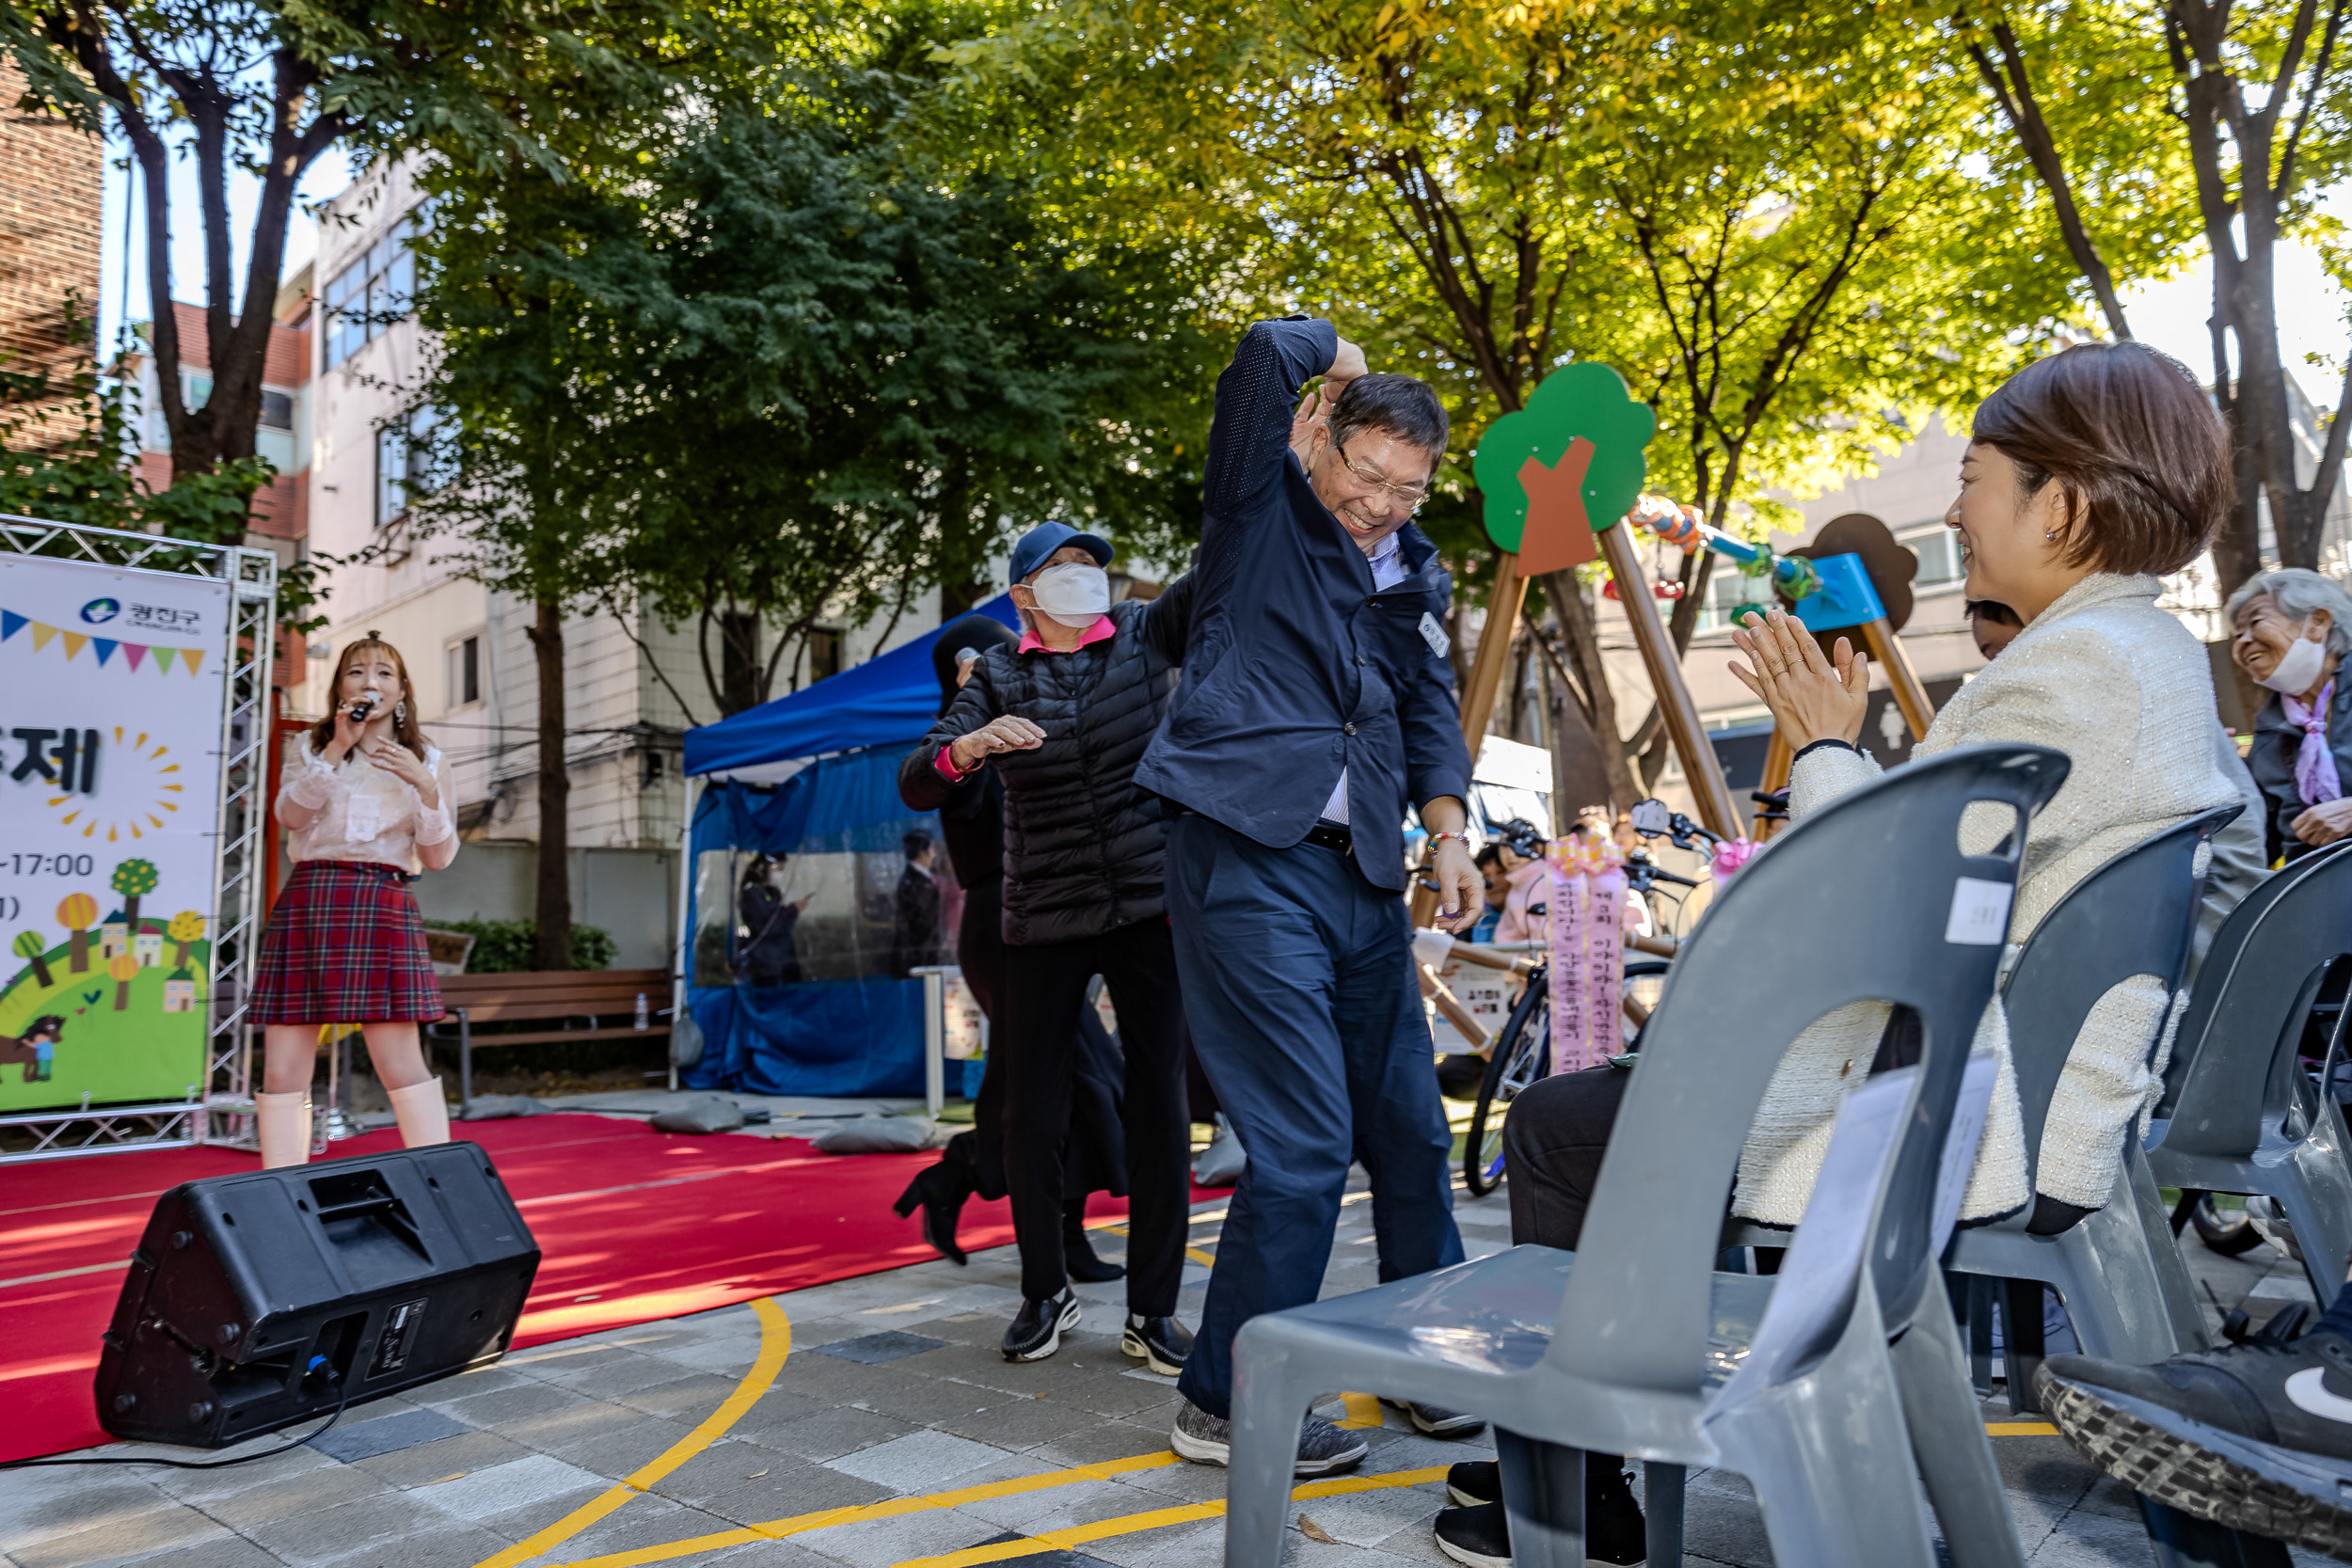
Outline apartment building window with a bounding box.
[324,207,425,370]
[445,634,482,711]
[1898,522,1963,591]
[806,627,844,685]
[260,389,294,431]
[373,406,446,529]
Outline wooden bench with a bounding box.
[426,968,674,1113]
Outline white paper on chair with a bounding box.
[1712,1052,1999,1413]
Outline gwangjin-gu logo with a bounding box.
[78,598,120,626]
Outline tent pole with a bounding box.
[670,772,701,1093]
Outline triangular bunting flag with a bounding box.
[30,623,56,652]
[60,632,87,659]
[121,643,146,671]
[181,648,204,676]
[1,611,23,641]
[92,639,117,667]
[151,647,175,674]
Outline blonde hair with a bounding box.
[311,632,430,760]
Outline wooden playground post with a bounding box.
[1858,617,1935,742]
[1456,551,1530,752]
[1597,521,1744,841]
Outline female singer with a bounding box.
[249,634,460,1167]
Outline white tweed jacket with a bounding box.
[1732,572,2263,1224]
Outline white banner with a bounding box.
[0,554,230,1108]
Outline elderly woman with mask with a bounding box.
[2226,567,2352,863]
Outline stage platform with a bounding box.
[1,1138,2339,1567]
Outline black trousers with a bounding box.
[1002,917,1189,1312]
[1502,1067,1630,1250]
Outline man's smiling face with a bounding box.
[1307,425,1435,555]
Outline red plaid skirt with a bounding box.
[248,861,445,1024]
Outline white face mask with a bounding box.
[2255,627,2331,693]
[1029,562,1111,628]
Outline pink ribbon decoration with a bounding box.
[2281,679,2344,807]
[1711,836,1758,886]
[1547,834,1627,1075]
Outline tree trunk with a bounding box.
[527,595,573,971]
[1541,572,1639,809]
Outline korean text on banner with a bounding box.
[0,555,230,1110]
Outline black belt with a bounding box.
[1302,821,1353,852]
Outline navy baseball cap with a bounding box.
[1009,521,1114,585]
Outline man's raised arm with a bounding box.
[1200,318,1360,531]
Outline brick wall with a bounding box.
[0,62,103,452]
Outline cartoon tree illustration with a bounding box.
[110,859,160,930]
[56,894,97,974]
[109,953,138,1010]
[11,930,52,989]
[167,911,206,966]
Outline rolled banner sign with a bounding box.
[1546,833,1628,1075]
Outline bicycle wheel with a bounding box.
[1465,970,1550,1196]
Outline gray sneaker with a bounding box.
[1169,1398,1370,1476]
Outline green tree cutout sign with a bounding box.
[111,860,160,929]
[1471,363,1656,576]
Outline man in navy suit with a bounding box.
[1136,317,1484,1474]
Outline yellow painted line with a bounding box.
[1092,1220,1216,1267]
[471,1296,791,1568]
[895,1464,1453,1568]
[1337,1393,1386,1429]
[1987,1421,2061,1436]
[548,1450,1187,1568]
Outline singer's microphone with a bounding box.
[348,687,384,723]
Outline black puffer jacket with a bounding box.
[900,581,1193,946]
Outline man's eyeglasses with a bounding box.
[1334,441,1431,511]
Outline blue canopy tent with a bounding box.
[673,598,1018,1097]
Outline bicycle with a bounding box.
[1461,841,1697,1196]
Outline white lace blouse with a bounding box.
[277,737,459,873]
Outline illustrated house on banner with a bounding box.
[162,969,195,1013]
[134,929,163,967]
[99,917,128,959]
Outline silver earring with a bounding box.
[2043,530,2056,542]
[394,701,406,723]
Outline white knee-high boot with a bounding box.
[388,1079,451,1148]
[257,1090,311,1168]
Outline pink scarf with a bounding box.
[2282,679,2344,806]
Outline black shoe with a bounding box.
[1382,1396,1486,1438]
[1447,1459,1499,1507]
[1064,1211,1126,1284]
[2038,1322,2352,1557]
[1001,1289,1080,1362]
[1433,1502,1509,1568]
[892,1161,971,1267]
[1120,1315,1193,1376]
[1437,1053,1490,1101]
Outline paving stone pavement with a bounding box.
[1,1171,2338,1568]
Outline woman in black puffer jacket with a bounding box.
[899,522,1195,1371]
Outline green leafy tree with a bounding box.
[11,930,52,989]
[0,0,712,523]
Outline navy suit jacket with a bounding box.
[1135,317,1474,891]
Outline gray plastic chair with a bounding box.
[2150,839,2352,1304]
[1946,805,2242,1388]
[1222,746,2069,1568]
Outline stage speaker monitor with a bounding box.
[95,1141,541,1448]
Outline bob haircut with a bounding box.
[1970,341,2228,577]
[2225,567,2352,659]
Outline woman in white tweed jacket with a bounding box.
[1495,341,2264,1252]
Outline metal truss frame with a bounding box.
[0,513,278,1164]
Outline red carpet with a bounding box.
[0,1114,1184,1463]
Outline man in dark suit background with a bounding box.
[889,830,943,978]
[1136,317,1485,1475]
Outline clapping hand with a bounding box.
[1727,608,1868,750]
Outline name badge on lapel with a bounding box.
[1418,612,1451,658]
